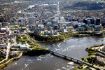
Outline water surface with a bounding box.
[5,37,105,70]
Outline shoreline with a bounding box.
[75,44,105,70]
[30,31,77,43]
[0,34,49,70]
[30,31,105,43]
[0,52,23,70]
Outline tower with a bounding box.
[57,1,60,23]
[57,2,60,17]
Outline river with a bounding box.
[4,37,105,70]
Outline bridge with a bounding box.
[49,50,100,70]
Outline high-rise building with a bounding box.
[96,18,101,25]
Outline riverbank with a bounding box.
[0,34,49,69]
[74,31,105,37]
[76,44,105,70]
[16,34,49,55]
[30,30,76,43]
[0,52,23,70]
[30,30,105,43]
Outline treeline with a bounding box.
[74,32,105,37]
[30,31,75,43]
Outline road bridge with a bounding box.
[49,50,100,70]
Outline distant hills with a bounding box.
[63,1,105,10]
[0,0,105,3]
[0,0,105,10]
